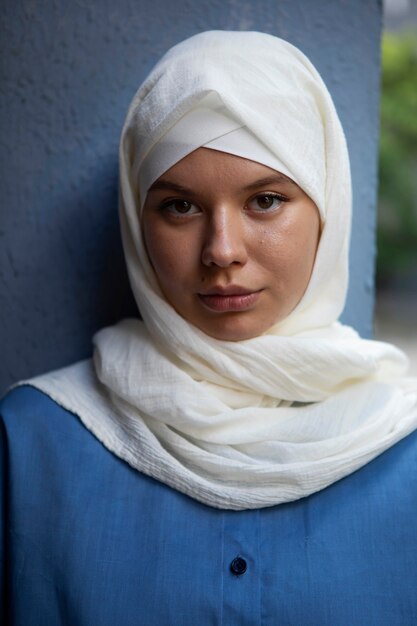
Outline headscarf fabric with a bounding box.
[25,31,417,510]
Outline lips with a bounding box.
[198,286,263,312]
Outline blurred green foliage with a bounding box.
[377,31,417,284]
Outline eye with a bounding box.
[247,193,285,212]
[160,199,200,216]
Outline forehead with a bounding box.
[149,148,298,192]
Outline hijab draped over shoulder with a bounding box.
[25,31,417,510]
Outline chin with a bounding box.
[196,314,270,342]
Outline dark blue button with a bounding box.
[230,556,247,576]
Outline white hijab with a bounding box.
[25,31,417,510]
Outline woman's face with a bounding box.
[142,148,321,341]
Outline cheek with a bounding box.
[143,219,199,289]
[256,211,320,284]
[146,236,179,286]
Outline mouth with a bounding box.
[197,286,263,312]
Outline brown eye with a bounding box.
[257,195,275,209]
[173,200,193,213]
[247,194,285,212]
[161,200,200,216]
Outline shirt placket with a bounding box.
[221,508,261,626]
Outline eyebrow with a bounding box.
[242,174,297,190]
[148,180,194,193]
[148,173,297,194]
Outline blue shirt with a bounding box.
[2,385,417,625]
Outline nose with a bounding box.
[201,207,248,268]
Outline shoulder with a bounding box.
[0,381,107,479]
[1,384,62,421]
[0,359,99,447]
[1,384,81,443]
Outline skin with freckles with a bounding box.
[142,148,321,341]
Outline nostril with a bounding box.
[201,230,247,268]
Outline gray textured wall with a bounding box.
[0,0,382,393]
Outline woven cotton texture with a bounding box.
[26,31,417,510]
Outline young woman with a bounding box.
[2,30,417,625]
